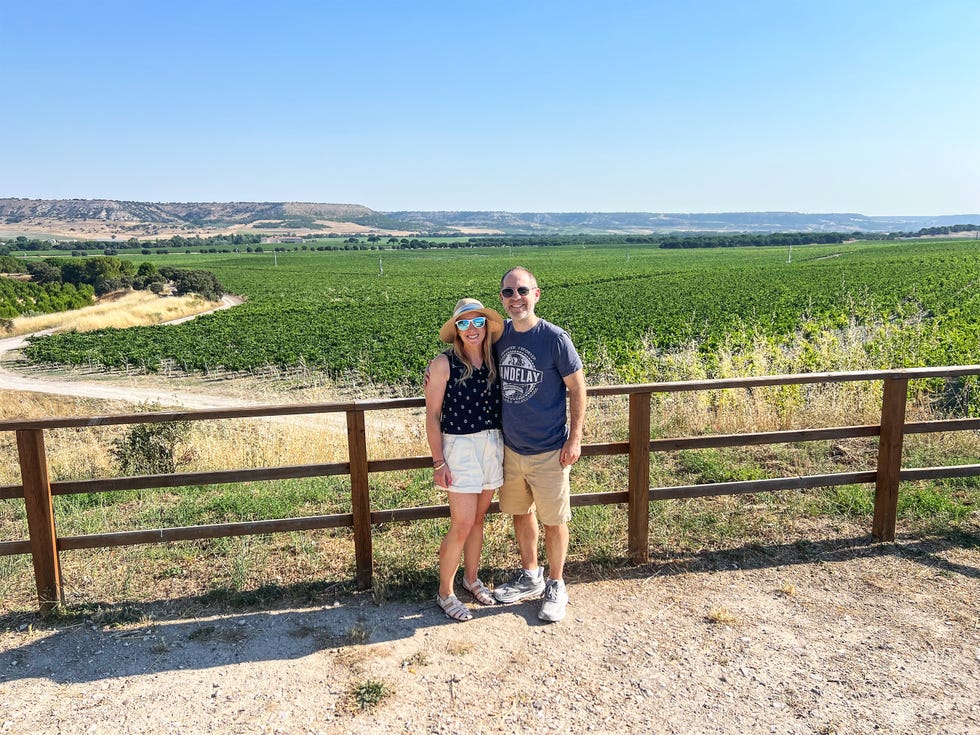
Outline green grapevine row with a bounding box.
[23,240,980,387]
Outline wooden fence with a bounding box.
[2,365,979,614]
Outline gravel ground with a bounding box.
[2,531,978,735]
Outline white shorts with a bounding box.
[442,429,504,494]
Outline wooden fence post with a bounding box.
[347,409,373,589]
[16,429,63,614]
[872,377,908,541]
[628,392,652,563]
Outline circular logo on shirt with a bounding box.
[499,346,542,404]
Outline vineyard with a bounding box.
[21,239,980,390]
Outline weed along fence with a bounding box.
[2,365,979,615]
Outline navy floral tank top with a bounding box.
[439,350,502,435]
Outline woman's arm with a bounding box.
[424,353,452,488]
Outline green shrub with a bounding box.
[110,421,192,475]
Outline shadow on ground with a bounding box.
[1,529,976,686]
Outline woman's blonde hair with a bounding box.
[450,331,497,388]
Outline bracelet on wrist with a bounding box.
[433,461,447,471]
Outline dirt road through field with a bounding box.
[0,295,254,409]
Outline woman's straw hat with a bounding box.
[439,298,504,343]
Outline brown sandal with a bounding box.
[436,593,473,621]
[462,577,496,606]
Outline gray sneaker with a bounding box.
[493,569,545,604]
[538,579,568,622]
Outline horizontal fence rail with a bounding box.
[1,365,978,614]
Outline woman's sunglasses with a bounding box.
[500,286,532,298]
[455,316,487,331]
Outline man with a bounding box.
[491,266,586,622]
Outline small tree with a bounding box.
[26,261,62,284]
[110,421,192,475]
[162,268,225,301]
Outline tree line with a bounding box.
[2,224,975,259]
[0,233,263,253]
[4,256,225,301]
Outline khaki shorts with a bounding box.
[442,430,504,494]
[499,446,571,526]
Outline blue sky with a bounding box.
[3,1,978,214]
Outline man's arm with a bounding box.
[560,368,586,467]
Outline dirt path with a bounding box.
[1,530,978,734]
[0,295,259,410]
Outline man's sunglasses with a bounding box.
[455,316,487,331]
[500,286,532,298]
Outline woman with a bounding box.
[425,298,505,621]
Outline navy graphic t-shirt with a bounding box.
[494,319,582,454]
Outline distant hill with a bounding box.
[0,199,407,240]
[0,199,387,227]
[383,210,980,235]
[1,198,978,239]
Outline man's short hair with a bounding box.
[500,266,537,289]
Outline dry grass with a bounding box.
[401,650,431,669]
[2,374,978,614]
[706,606,740,625]
[0,391,429,488]
[344,621,373,645]
[4,290,220,336]
[0,390,120,420]
[446,639,475,656]
[0,392,128,493]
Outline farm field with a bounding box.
[22,238,980,391]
